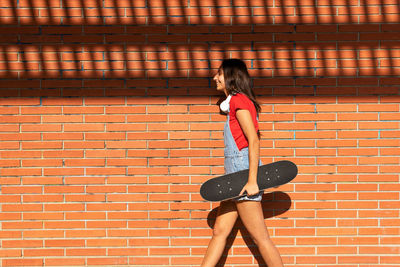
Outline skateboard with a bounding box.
[200,160,297,202]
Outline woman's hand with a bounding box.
[239,182,259,197]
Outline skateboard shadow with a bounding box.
[206,191,292,267]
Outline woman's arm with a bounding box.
[235,109,260,196]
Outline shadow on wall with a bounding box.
[0,0,399,96]
[206,191,292,266]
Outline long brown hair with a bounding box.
[220,58,261,114]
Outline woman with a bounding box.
[201,59,284,267]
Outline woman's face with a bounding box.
[213,68,226,94]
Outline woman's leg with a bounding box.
[201,200,238,267]
[236,201,284,267]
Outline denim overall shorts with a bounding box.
[224,115,264,202]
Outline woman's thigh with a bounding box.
[235,201,270,240]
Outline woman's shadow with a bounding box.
[206,191,292,266]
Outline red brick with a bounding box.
[2,259,44,266]
[44,258,85,266]
[66,248,107,256]
[3,240,43,248]
[0,249,22,258]
[130,257,170,265]
[88,257,129,265]
[65,212,106,220]
[23,230,64,238]
[86,238,127,247]
[66,230,106,238]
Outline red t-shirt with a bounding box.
[229,93,259,151]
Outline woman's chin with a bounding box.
[216,86,224,92]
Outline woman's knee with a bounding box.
[211,201,237,239]
[212,224,232,239]
[251,234,273,248]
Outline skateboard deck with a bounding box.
[200,160,297,202]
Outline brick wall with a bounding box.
[0,0,399,266]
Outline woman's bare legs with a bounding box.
[200,200,238,267]
[236,200,284,267]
